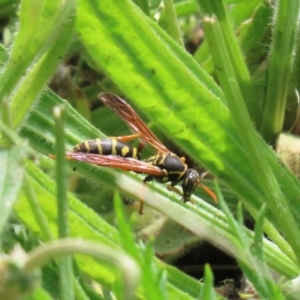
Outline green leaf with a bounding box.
[0,146,24,240]
[238,3,272,73]
[165,264,202,298]
[27,286,53,300]
[201,264,216,300]
[196,0,260,125]
[253,204,266,261]
[0,0,76,133]
[0,43,8,67]
[52,105,74,300]
[113,192,139,258]
[262,0,300,144]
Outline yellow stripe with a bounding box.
[132,148,138,159]
[96,138,103,154]
[84,141,90,153]
[111,139,117,155]
[121,146,130,157]
[162,176,169,182]
[184,176,189,186]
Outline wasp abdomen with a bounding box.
[73,138,141,160]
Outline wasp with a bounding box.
[57,93,216,213]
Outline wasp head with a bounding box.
[181,169,199,202]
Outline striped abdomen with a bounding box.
[73,138,141,160]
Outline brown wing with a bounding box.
[51,152,164,176]
[99,92,170,154]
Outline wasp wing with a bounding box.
[54,152,164,176]
[99,92,170,154]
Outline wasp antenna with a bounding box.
[198,182,218,204]
[200,171,210,180]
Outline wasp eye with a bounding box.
[182,169,199,201]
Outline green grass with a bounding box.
[0,0,300,299]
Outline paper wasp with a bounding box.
[56,93,216,213]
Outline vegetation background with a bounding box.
[0,0,300,299]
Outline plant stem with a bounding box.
[133,0,150,16]
[196,0,260,126]
[162,0,184,48]
[53,106,74,300]
[23,174,53,241]
[23,239,140,300]
[262,0,300,146]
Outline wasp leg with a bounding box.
[167,184,182,196]
[135,184,145,215]
[136,175,154,214]
[200,171,210,179]
[143,175,154,183]
[138,200,144,215]
[110,133,141,142]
